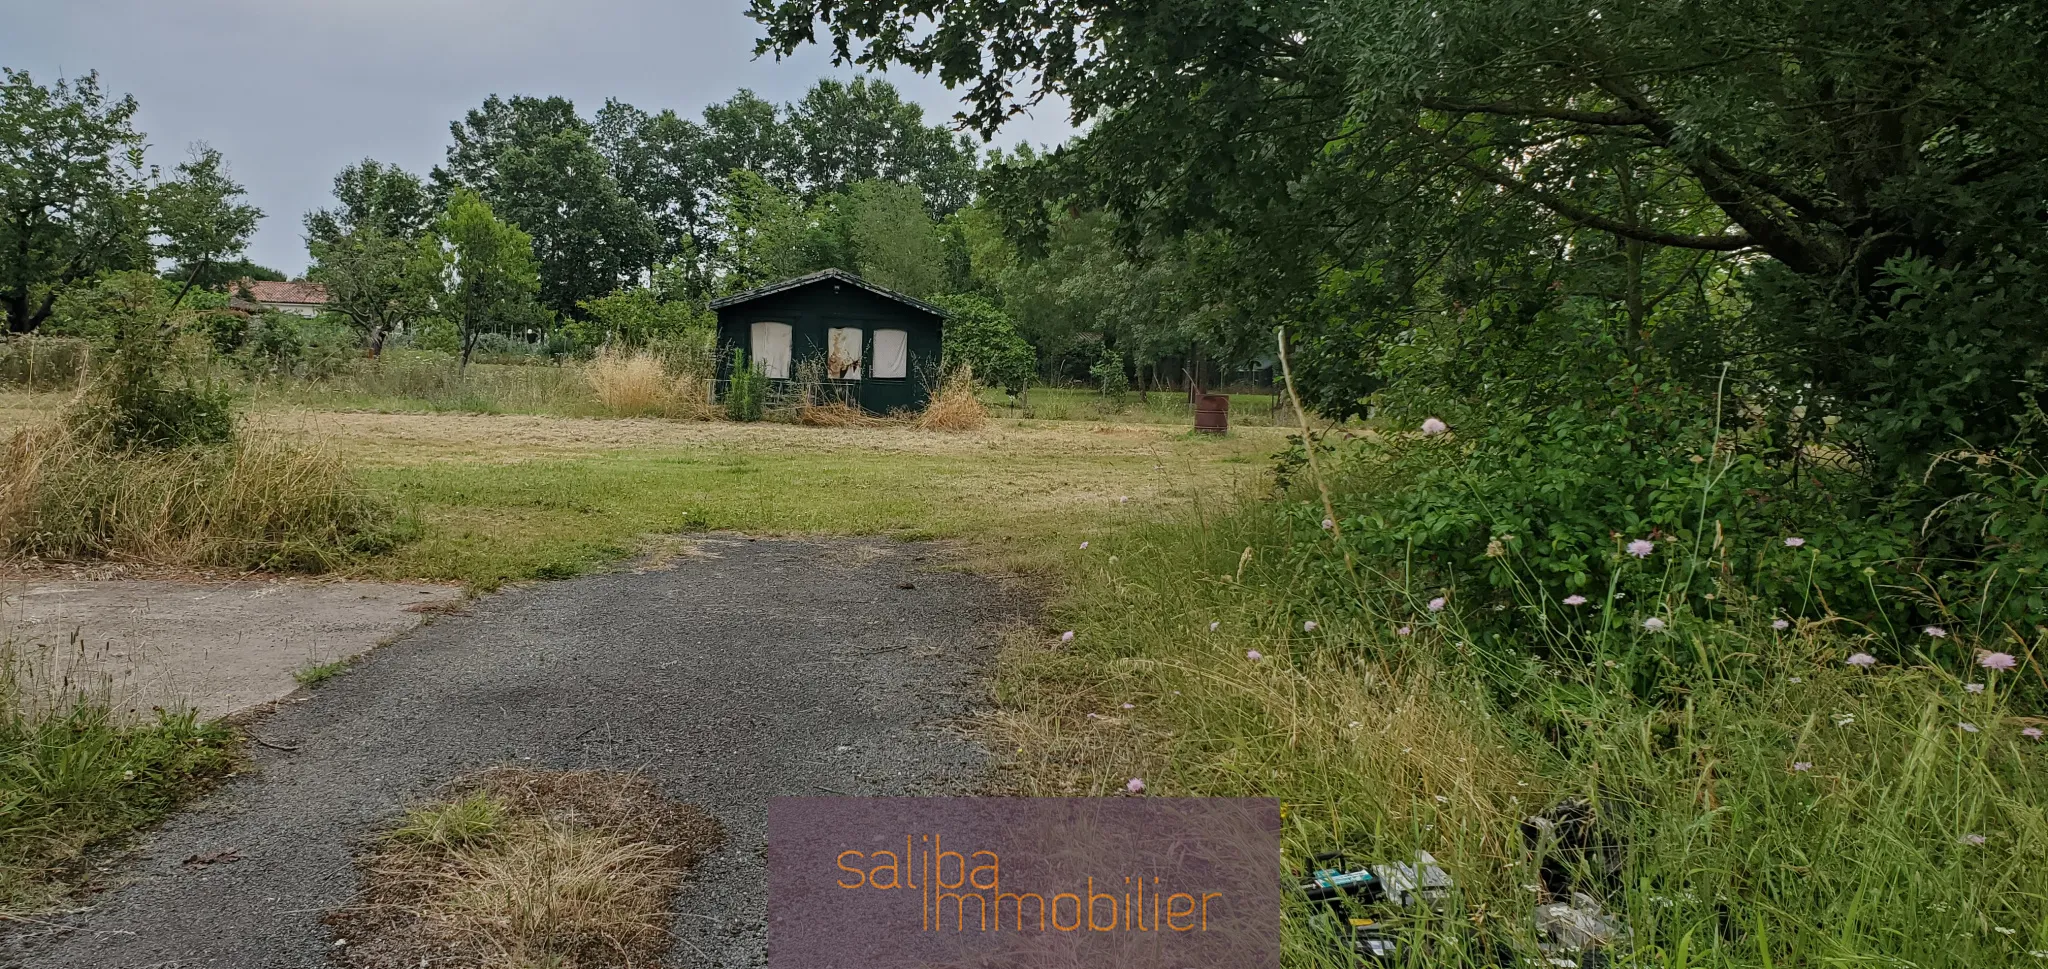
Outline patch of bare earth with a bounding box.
[324,768,722,969]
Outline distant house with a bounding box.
[233,280,330,318]
[710,269,948,413]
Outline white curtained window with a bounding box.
[750,321,792,378]
[871,329,908,379]
[827,327,864,380]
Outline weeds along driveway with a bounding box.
[3,536,1022,968]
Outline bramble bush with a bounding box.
[1283,313,2047,694]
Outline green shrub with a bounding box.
[237,312,356,380]
[68,317,235,452]
[41,271,165,343]
[723,352,767,422]
[933,293,1035,395]
[1293,309,2048,677]
[571,287,714,349]
[190,308,248,354]
[1089,345,1129,402]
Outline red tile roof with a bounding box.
[238,280,330,305]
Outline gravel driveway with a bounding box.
[2,537,1020,968]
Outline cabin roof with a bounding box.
[708,268,949,320]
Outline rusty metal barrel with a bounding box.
[1193,393,1230,434]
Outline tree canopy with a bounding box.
[0,69,153,333]
[305,159,433,247]
[153,145,262,305]
[432,95,659,318]
[414,188,544,369]
[752,0,2048,480]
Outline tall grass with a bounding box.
[916,367,988,432]
[250,350,597,416]
[0,635,239,912]
[0,425,414,571]
[583,346,718,420]
[585,347,669,417]
[1002,490,2048,966]
[0,336,90,391]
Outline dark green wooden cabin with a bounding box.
[711,269,948,414]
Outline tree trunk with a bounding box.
[168,260,208,313]
[4,291,30,335]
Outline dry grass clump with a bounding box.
[583,347,668,417]
[583,347,719,420]
[915,367,988,432]
[0,424,410,571]
[328,767,722,969]
[666,370,719,420]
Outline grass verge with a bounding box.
[326,767,722,969]
[994,492,2048,967]
[0,637,240,914]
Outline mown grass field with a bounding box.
[1,390,1285,587]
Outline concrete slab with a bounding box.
[0,577,463,719]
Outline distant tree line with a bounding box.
[0,63,1234,394]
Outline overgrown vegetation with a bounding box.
[722,352,768,422]
[325,768,722,969]
[583,346,717,419]
[1,426,414,571]
[0,301,412,570]
[0,637,240,912]
[0,336,89,390]
[730,4,2048,963]
[64,312,235,451]
[1003,468,2048,966]
[756,0,2048,628]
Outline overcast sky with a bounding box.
[2,0,1074,275]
